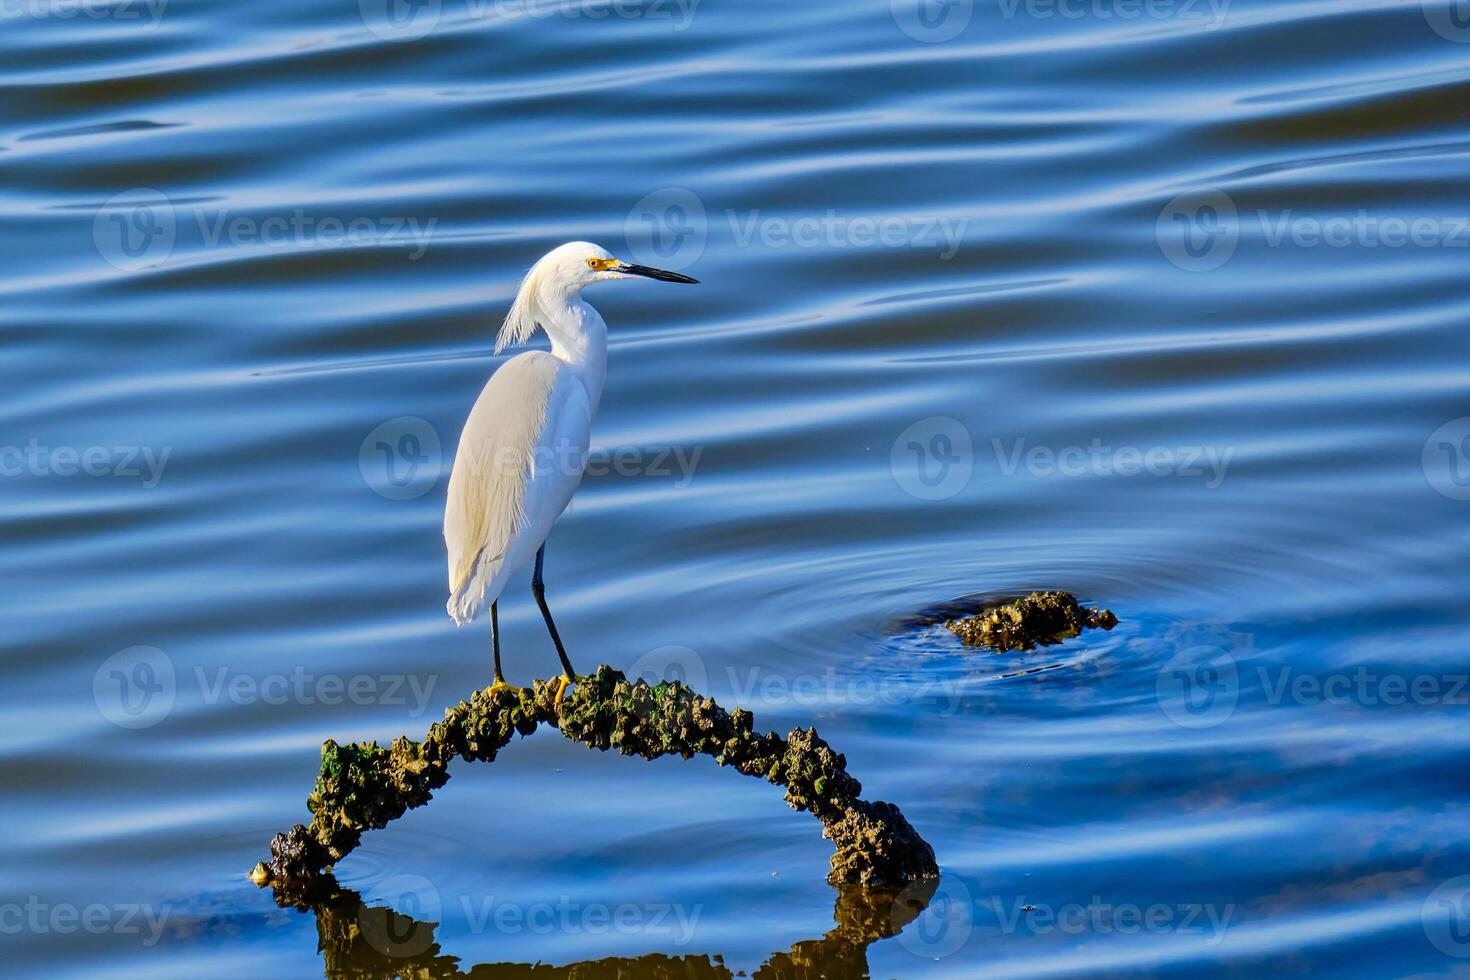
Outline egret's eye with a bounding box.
[587,258,597,268]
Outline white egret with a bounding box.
[444,241,698,700]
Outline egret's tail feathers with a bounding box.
[448,581,487,626]
[446,591,478,627]
[447,552,494,626]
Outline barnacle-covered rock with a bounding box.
[256,664,938,898]
[946,590,1117,651]
[825,800,937,887]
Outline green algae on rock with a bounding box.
[252,665,937,898]
[945,590,1118,652]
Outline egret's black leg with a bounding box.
[490,601,505,686]
[532,544,576,680]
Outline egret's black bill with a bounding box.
[618,263,700,284]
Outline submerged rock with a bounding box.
[945,590,1117,651]
[254,666,937,897]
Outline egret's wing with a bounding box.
[444,351,563,615]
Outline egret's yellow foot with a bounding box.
[553,675,572,703]
[489,679,512,694]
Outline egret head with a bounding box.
[554,241,700,288]
[498,241,698,352]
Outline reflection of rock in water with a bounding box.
[946,591,1117,652]
[300,872,938,980]
[254,666,937,899]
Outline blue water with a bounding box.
[4,0,1470,976]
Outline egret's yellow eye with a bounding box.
[586,258,597,268]
[587,257,619,272]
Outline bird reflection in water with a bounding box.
[283,874,939,980]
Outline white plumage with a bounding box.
[445,351,588,624]
[442,241,698,690]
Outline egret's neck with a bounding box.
[541,294,607,413]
